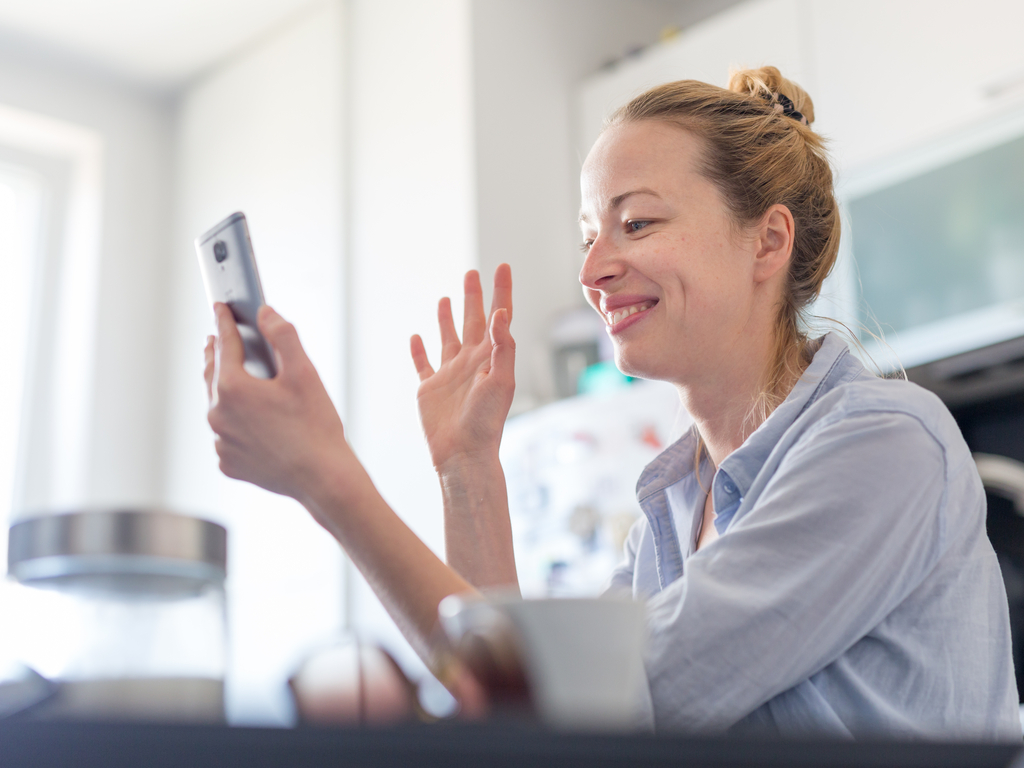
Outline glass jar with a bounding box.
[5,510,227,722]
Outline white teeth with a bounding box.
[607,301,655,325]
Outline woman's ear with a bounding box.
[752,204,795,284]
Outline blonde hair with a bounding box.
[608,66,841,441]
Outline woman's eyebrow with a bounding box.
[611,188,662,209]
[579,188,663,223]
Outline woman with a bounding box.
[204,67,1020,737]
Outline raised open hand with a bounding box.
[410,265,515,470]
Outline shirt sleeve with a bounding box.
[644,409,949,731]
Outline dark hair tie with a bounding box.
[767,92,808,126]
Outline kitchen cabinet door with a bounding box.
[577,0,806,158]
[810,0,1024,174]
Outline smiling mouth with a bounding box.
[606,300,657,326]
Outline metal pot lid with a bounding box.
[7,510,227,592]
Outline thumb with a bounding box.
[214,303,245,369]
[257,305,307,372]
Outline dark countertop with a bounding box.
[1,721,1022,768]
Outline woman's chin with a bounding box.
[612,351,657,381]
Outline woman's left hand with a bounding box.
[410,265,515,471]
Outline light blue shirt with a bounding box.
[607,334,1021,739]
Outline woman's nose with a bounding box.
[578,237,624,290]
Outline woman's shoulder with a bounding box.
[772,368,984,541]
[795,335,957,446]
[806,369,971,468]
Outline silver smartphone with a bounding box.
[195,212,277,379]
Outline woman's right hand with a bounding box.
[206,302,495,693]
[204,303,359,510]
[410,265,515,471]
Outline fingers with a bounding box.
[488,307,516,382]
[410,334,435,382]
[433,265,512,367]
[438,297,461,363]
[450,664,489,721]
[258,305,307,375]
[214,303,246,374]
[461,270,486,346]
[489,263,513,325]
[204,336,216,401]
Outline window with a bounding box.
[0,166,43,531]
[0,104,103,669]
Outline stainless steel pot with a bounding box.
[5,510,228,722]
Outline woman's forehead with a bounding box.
[580,121,703,216]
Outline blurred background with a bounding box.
[0,0,1023,726]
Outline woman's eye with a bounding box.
[628,220,651,233]
[579,239,594,254]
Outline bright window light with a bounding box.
[0,166,45,666]
[0,169,43,540]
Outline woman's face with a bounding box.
[579,120,770,387]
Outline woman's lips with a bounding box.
[605,299,657,334]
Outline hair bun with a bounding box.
[728,65,815,125]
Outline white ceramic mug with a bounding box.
[439,593,651,731]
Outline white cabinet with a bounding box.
[577,0,805,158]
[810,0,1024,173]
[578,0,1024,171]
[575,0,1024,374]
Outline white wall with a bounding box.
[0,38,174,512]
[165,0,346,724]
[342,0,477,666]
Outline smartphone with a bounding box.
[195,212,277,379]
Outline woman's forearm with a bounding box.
[437,452,519,591]
[204,303,488,685]
[299,458,475,665]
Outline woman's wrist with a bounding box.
[437,451,507,519]
[437,451,517,589]
[436,448,503,482]
[295,442,376,536]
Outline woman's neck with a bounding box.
[678,340,807,469]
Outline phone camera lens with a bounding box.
[214,241,228,263]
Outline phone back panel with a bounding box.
[195,212,277,379]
